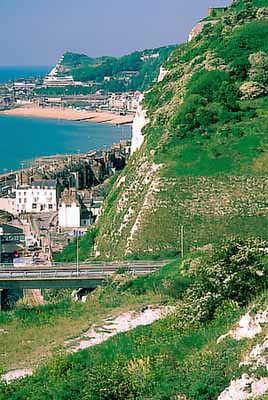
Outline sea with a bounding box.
[0,67,132,172]
[0,66,51,84]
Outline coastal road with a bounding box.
[0,260,170,289]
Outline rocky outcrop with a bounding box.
[188,20,218,41]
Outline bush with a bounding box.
[177,237,268,324]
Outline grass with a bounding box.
[0,283,168,372]
[0,291,253,400]
[2,240,268,398]
[0,259,182,373]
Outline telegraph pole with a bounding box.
[181,225,184,258]
[76,231,79,276]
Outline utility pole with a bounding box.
[3,169,7,186]
[181,225,184,258]
[76,231,79,276]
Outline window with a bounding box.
[24,192,26,196]
[48,204,53,209]
[19,198,21,204]
[32,203,37,209]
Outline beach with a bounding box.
[0,105,134,125]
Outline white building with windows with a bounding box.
[58,190,81,228]
[0,194,16,215]
[15,180,58,214]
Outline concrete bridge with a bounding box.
[0,260,168,290]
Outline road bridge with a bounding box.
[0,260,168,290]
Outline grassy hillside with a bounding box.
[37,46,176,96]
[82,0,268,260]
[3,238,268,399]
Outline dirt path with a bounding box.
[1,305,174,383]
[65,305,174,353]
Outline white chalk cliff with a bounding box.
[131,94,148,155]
[131,65,168,155]
[158,66,168,82]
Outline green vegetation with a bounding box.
[0,261,170,373]
[54,227,98,262]
[4,2,268,399]
[2,238,268,399]
[36,46,176,96]
[85,0,268,259]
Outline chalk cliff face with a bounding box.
[131,66,168,155]
[157,66,168,82]
[130,95,147,155]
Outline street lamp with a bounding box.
[3,168,8,186]
[0,227,3,264]
[75,230,79,276]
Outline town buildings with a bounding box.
[108,92,141,112]
[15,180,59,214]
[0,224,25,263]
[58,189,81,228]
[0,193,16,215]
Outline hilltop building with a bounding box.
[208,7,228,17]
[188,6,228,42]
[43,64,82,88]
[43,75,76,88]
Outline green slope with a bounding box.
[3,238,268,399]
[84,0,268,260]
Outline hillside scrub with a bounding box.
[2,238,268,399]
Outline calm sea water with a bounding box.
[0,115,132,172]
[0,66,51,83]
[0,67,132,172]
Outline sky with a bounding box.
[0,0,231,66]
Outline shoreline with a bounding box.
[0,105,134,125]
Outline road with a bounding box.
[0,260,170,289]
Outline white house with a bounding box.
[58,190,81,228]
[15,180,58,214]
[0,194,16,215]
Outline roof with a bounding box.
[31,180,57,189]
[59,189,80,207]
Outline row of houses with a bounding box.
[0,180,103,228]
[0,140,131,228]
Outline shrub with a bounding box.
[177,237,268,324]
[249,51,268,84]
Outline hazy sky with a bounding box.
[0,0,231,66]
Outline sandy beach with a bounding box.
[0,106,134,125]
